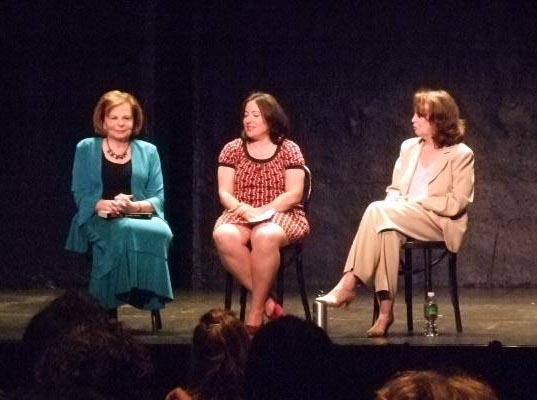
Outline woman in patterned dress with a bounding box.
[213,92,310,334]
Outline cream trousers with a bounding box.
[343,200,444,298]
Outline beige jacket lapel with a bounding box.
[427,146,452,184]
[400,140,422,196]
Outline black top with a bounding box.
[101,153,132,199]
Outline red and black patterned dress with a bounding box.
[214,138,310,243]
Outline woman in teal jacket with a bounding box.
[66,90,173,314]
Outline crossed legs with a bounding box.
[318,200,443,336]
[213,222,288,327]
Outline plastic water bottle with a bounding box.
[424,291,438,336]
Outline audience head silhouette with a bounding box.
[375,370,498,400]
[33,320,154,399]
[22,290,110,367]
[245,315,334,400]
[190,308,250,399]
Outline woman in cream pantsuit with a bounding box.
[317,89,474,337]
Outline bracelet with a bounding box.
[229,202,243,213]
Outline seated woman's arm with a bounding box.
[385,146,405,201]
[71,140,103,224]
[217,165,242,211]
[266,167,305,211]
[418,146,475,217]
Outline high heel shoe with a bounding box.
[366,316,394,338]
[316,287,356,308]
[265,296,285,320]
[245,324,262,336]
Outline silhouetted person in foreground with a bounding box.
[22,289,110,374]
[375,370,498,400]
[245,315,335,400]
[166,308,250,400]
[29,320,154,400]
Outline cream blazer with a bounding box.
[386,137,475,252]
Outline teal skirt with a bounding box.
[84,215,173,310]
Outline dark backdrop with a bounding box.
[2,1,537,291]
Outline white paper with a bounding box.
[247,209,276,223]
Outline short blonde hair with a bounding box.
[92,90,144,137]
[414,89,465,147]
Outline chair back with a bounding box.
[302,165,312,212]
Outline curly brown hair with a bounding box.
[414,89,465,147]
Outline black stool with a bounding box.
[151,309,162,331]
[224,242,312,321]
[373,239,462,333]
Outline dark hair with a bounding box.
[34,321,154,400]
[413,89,465,147]
[190,309,250,400]
[245,315,334,400]
[241,92,289,144]
[22,289,110,366]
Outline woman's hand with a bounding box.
[113,193,136,213]
[115,193,149,213]
[95,199,122,216]
[237,204,268,221]
[95,194,141,216]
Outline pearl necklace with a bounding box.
[105,138,130,160]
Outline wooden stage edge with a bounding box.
[1,287,537,346]
[2,288,537,399]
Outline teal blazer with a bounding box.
[65,137,166,253]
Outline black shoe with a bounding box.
[107,308,118,319]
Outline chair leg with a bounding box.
[276,263,285,306]
[151,310,162,332]
[424,248,433,296]
[404,248,413,332]
[295,255,312,321]
[107,307,118,320]
[372,294,379,326]
[224,272,233,310]
[239,286,247,322]
[448,252,463,333]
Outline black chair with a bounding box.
[372,239,462,333]
[224,165,312,322]
[150,310,162,331]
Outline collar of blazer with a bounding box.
[401,139,456,194]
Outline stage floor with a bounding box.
[1,287,536,347]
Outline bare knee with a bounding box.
[213,225,242,252]
[251,226,285,253]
